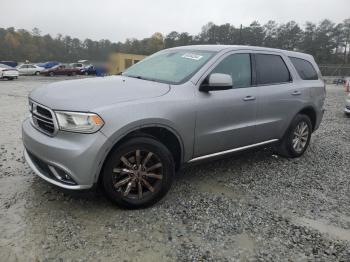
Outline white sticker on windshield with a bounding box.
[182,53,203,60]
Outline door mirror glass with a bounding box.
[200,73,233,92]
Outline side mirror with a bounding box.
[199,73,233,92]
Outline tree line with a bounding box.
[0,18,349,64]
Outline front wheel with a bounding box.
[102,136,175,209]
[275,114,312,158]
[35,71,40,76]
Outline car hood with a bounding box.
[29,76,170,111]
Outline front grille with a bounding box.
[30,100,57,135]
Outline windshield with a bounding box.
[122,50,216,84]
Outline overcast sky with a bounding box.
[1,0,349,42]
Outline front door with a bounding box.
[194,53,258,157]
[19,65,28,75]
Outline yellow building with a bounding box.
[108,53,147,75]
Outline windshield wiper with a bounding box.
[123,75,156,82]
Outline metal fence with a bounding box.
[319,64,350,77]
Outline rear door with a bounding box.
[194,52,258,157]
[253,52,307,142]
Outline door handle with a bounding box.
[291,90,301,96]
[243,96,256,101]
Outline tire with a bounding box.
[275,114,312,158]
[49,72,54,77]
[84,71,89,76]
[35,71,40,76]
[102,136,175,209]
[71,72,77,76]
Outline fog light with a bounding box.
[48,165,76,185]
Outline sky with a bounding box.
[1,0,349,42]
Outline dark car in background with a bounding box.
[79,65,97,75]
[41,64,81,76]
[79,65,107,76]
[0,61,18,68]
[36,61,59,69]
[333,78,345,85]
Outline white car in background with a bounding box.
[345,93,350,116]
[0,63,19,80]
[17,64,44,75]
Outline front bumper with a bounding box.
[22,118,112,189]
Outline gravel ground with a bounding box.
[0,76,349,261]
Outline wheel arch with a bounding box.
[97,123,184,185]
[297,106,317,131]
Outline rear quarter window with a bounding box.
[255,54,291,85]
[289,57,318,80]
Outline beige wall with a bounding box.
[108,53,147,75]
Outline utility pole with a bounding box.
[239,24,243,44]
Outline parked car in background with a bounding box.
[41,64,81,76]
[17,64,45,75]
[71,60,91,69]
[79,65,107,76]
[23,45,325,209]
[79,65,97,75]
[0,61,18,68]
[345,94,350,116]
[0,63,19,80]
[333,78,345,85]
[71,63,86,69]
[36,61,59,69]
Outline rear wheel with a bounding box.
[71,72,77,76]
[102,136,175,209]
[275,114,312,158]
[84,71,89,76]
[35,71,40,76]
[49,72,54,77]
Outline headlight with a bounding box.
[55,111,104,133]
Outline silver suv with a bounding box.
[22,45,326,208]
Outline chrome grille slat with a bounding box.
[32,111,52,121]
[29,100,58,136]
[32,114,53,124]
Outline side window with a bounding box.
[289,57,318,80]
[211,53,251,88]
[255,54,291,85]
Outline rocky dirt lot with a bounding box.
[0,76,349,261]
